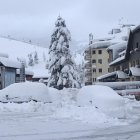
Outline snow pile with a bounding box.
[0,84,135,127]
[50,87,124,126]
[77,85,125,118]
[53,105,122,126]
[48,87,61,104]
[0,82,51,103]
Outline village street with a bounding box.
[0,102,140,140]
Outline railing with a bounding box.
[85,78,92,82]
[84,55,91,60]
[85,73,92,77]
[85,63,92,68]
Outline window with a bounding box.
[133,61,135,67]
[136,60,140,65]
[108,68,110,72]
[136,42,139,48]
[99,68,102,73]
[92,59,96,63]
[93,69,96,72]
[93,78,96,82]
[92,50,96,54]
[98,59,102,64]
[98,50,102,54]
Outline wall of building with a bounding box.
[91,48,109,83]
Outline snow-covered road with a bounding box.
[0,108,140,140]
[0,112,97,140]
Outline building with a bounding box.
[125,25,140,81]
[16,69,34,82]
[84,34,110,85]
[0,57,21,89]
[29,63,51,85]
[97,24,136,82]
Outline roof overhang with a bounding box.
[97,71,128,80]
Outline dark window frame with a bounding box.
[99,68,102,73]
[98,50,102,54]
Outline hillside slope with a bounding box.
[0,37,48,61]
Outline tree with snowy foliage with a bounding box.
[28,53,34,66]
[48,16,81,90]
[34,51,39,64]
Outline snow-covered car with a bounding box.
[0,82,51,103]
[77,85,125,118]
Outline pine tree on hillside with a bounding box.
[48,16,80,89]
[34,51,39,64]
[28,53,34,66]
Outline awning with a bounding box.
[97,71,128,81]
[129,67,140,76]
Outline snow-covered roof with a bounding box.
[107,42,127,62]
[107,41,127,51]
[119,50,126,56]
[0,57,21,68]
[28,62,51,79]
[97,71,128,80]
[130,67,140,76]
[90,41,111,49]
[16,69,34,76]
[0,53,9,58]
[109,55,125,66]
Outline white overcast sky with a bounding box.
[0,0,139,47]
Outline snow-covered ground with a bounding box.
[0,84,140,140]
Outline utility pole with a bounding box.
[20,61,25,82]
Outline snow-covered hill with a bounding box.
[0,36,48,61]
[0,37,84,78]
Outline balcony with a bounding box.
[84,55,91,60]
[85,73,92,77]
[85,49,91,55]
[85,77,92,82]
[85,69,92,73]
[85,63,92,69]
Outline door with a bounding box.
[4,68,16,88]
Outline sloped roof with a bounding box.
[109,55,125,66]
[130,67,140,76]
[97,71,128,80]
[16,69,34,76]
[0,57,21,69]
[90,41,111,49]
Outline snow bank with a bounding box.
[0,82,51,103]
[51,88,124,126]
[77,85,125,118]
[48,87,61,104]
[0,86,138,127]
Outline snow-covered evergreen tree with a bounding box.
[48,16,80,89]
[34,51,39,64]
[28,53,34,66]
